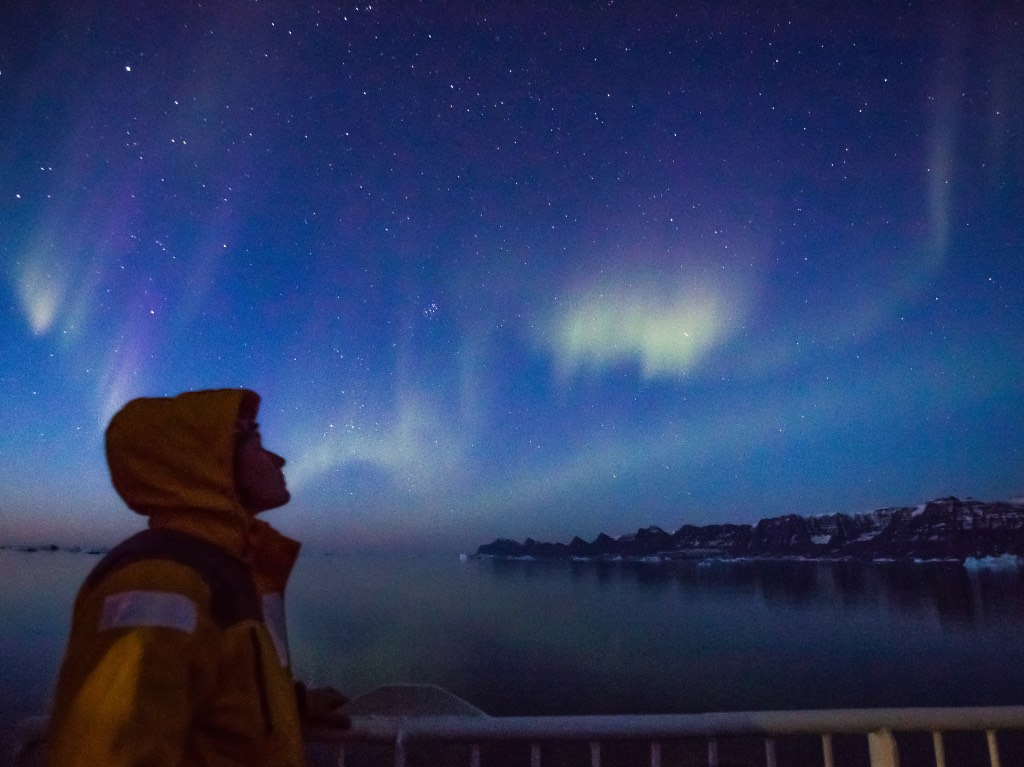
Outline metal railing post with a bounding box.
[867,729,899,767]
[821,733,834,767]
[393,730,407,767]
[765,737,777,767]
[650,740,661,767]
[589,740,601,767]
[931,731,945,767]
[986,730,1001,767]
[707,737,719,767]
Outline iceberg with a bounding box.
[963,554,1022,570]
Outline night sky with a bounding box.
[2,1,1022,553]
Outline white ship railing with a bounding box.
[305,706,1024,767]
[15,705,1024,767]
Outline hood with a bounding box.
[106,388,260,529]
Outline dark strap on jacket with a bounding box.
[85,528,261,629]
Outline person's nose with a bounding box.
[268,450,286,468]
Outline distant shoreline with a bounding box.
[0,544,108,555]
[474,496,1024,568]
[471,551,1023,570]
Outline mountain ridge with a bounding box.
[475,496,1024,564]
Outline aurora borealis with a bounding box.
[1,0,1021,552]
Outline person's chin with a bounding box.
[253,490,291,513]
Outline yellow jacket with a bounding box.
[47,389,306,767]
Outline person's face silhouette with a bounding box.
[235,424,290,513]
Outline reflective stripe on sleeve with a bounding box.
[261,593,290,667]
[98,590,199,634]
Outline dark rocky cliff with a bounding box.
[474,496,1024,563]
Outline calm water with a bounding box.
[4,548,1024,756]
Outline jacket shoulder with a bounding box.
[86,528,260,628]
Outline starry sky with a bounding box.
[1,0,1021,553]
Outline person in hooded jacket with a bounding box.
[46,388,347,767]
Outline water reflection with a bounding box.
[458,557,1024,713]
[4,548,1024,744]
[481,557,1024,629]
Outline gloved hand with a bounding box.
[297,683,351,728]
